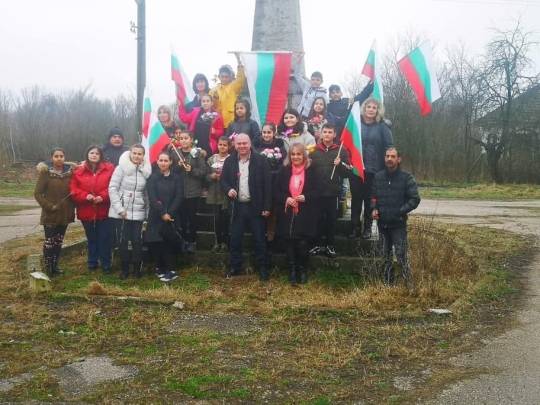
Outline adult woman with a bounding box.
[34,148,76,276]
[158,105,179,138]
[349,97,393,239]
[70,145,115,272]
[108,144,152,279]
[275,143,319,285]
[146,152,183,282]
[185,73,210,112]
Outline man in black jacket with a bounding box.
[220,134,272,280]
[102,127,128,166]
[371,147,420,286]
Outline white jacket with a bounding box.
[108,151,152,221]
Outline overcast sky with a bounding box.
[1,0,539,106]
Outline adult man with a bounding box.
[371,147,420,286]
[220,134,272,280]
[102,127,128,166]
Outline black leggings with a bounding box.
[149,241,176,272]
[118,220,143,264]
[350,172,374,229]
[43,225,68,272]
[181,198,198,243]
[286,238,310,269]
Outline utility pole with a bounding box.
[133,0,146,136]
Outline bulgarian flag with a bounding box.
[362,40,384,103]
[141,93,170,165]
[239,51,292,125]
[341,101,365,181]
[171,52,195,107]
[397,43,441,116]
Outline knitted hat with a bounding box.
[329,84,341,93]
[108,127,124,139]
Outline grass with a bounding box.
[0,218,532,403]
[420,182,540,200]
[0,204,36,215]
[0,181,35,198]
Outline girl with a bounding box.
[108,144,152,279]
[158,105,179,138]
[70,145,115,272]
[275,143,319,285]
[306,97,335,142]
[34,148,76,277]
[146,152,183,282]
[185,73,210,112]
[349,97,393,239]
[225,98,261,141]
[178,94,224,155]
[206,136,231,252]
[277,108,315,153]
[253,123,286,244]
[174,130,207,253]
[209,60,246,129]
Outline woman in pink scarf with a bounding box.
[275,143,320,285]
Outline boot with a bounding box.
[288,262,297,285]
[51,255,63,276]
[348,222,359,239]
[298,266,308,284]
[120,261,130,279]
[133,262,143,278]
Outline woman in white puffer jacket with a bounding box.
[108,145,152,278]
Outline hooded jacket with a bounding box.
[108,151,152,221]
[70,161,115,222]
[209,66,246,128]
[34,162,76,225]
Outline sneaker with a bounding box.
[309,246,322,256]
[325,246,337,259]
[160,271,178,282]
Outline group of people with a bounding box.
[34,62,420,286]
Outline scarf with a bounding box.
[288,163,306,215]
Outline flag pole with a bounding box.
[169,141,187,169]
[330,142,344,180]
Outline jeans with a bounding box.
[229,202,267,274]
[350,172,374,231]
[82,219,112,269]
[378,226,411,284]
[43,225,68,272]
[118,219,144,264]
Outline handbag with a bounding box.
[159,220,184,251]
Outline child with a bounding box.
[178,94,224,155]
[306,97,335,142]
[209,58,246,129]
[296,71,328,120]
[277,108,316,153]
[253,123,286,247]
[309,124,350,258]
[225,98,261,141]
[206,136,231,252]
[173,130,208,253]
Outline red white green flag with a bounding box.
[341,101,365,181]
[239,51,292,125]
[171,52,195,107]
[397,43,441,116]
[361,40,384,103]
[141,93,170,165]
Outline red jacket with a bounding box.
[70,161,114,222]
[178,105,224,153]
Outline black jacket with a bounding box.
[371,168,420,229]
[102,144,128,166]
[361,120,393,174]
[220,150,272,215]
[275,165,320,239]
[225,119,261,140]
[252,137,287,174]
[145,171,184,242]
[310,143,350,197]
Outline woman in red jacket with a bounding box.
[70,145,115,272]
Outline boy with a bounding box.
[209,56,246,130]
[327,85,350,140]
[296,71,328,120]
[310,123,350,258]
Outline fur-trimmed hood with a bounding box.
[117,151,152,179]
[36,161,77,177]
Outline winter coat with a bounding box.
[275,165,320,239]
[145,170,183,243]
[108,151,152,221]
[225,119,261,141]
[185,95,202,113]
[173,149,207,199]
[206,153,229,206]
[34,162,76,226]
[361,119,393,174]
[70,161,115,222]
[295,74,328,118]
[310,143,350,197]
[102,144,128,167]
[178,106,224,154]
[220,150,272,215]
[209,66,246,128]
[371,168,420,229]
[253,137,287,175]
[306,112,336,140]
[279,123,316,153]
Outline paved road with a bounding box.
[416,199,540,405]
[0,197,41,244]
